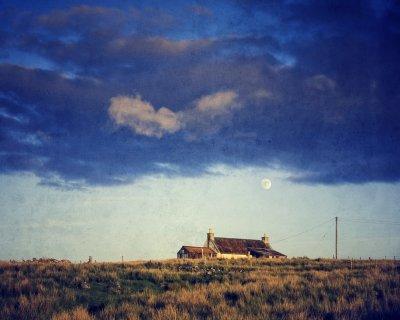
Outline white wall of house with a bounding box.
[216,253,250,259]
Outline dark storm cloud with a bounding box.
[0,0,399,187]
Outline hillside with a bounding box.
[1,258,399,319]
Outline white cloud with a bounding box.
[306,74,336,91]
[109,95,181,138]
[195,90,239,114]
[109,90,240,138]
[253,89,272,100]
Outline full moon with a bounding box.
[261,178,272,190]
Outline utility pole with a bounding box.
[335,216,338,260]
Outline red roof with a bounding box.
[214,237,286,257]
[214,237,266,254]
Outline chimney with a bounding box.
[262,233,271,248]
[207,228,214,248]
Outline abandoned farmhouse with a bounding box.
[177,229,286,259]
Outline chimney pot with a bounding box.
[262,233,270,248]
[207,228,215,247]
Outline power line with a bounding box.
[275,218,335,243]
[274,217,400,244]
[274,216,400,259]
[340,235,400,241]
[340,218,400,225]
[335,216,338,259]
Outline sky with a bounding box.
[0,0,399,261]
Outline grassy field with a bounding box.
[0,258,399,320]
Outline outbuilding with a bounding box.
[177,246,217,259]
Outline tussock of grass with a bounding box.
[0,259,399,319]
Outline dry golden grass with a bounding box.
[0,258,399,319]
[53,307,93,320]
